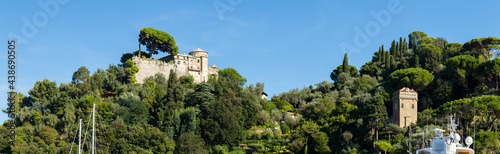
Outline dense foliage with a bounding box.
[2,30,500,153]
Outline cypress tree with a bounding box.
[390,40,396,56]
[381,45,385,63]
[396,42,400,57]
[402,38,407,59]
[403,38,407,51]
[342,53,349,74]
[415,55,420,68]
[390,55,395,70]
[399,37,404,55]
[378,47,382,63]
[385,51,391,70]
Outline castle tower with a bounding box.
[392,87,418,127]
[188,48,209,82]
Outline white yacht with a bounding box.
[416,115,474,154]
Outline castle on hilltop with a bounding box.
[132,48,219,83]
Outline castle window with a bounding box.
[178,61,180,64]
[401,103,404,108]
[198,59,200,63]
[412,104,414,109]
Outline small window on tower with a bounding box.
[198,59,200,63]
[412,104,414,109]
[401,103,404,108]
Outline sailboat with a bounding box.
[416,115,474,154]
[70,103,97,154]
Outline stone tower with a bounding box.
[392,87,418,127]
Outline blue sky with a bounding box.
[1,0,499,122]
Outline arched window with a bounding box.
[412,104,414,109]
[401,103,404,108]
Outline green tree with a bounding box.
[343,53,350,74]
[443,43,463,60]
[385,50,391,70]
[390,40,396,56]
[374,140,392,154]
[445,55,480,91]
[39,126,57,145]
[120,50,148,64]
[360,61,380,77]
[285,113,301,130]
[176,133,207,154]
[116,92,149,125]
[342,130,353,145]
[365,95,388,143]
[399,37,404,56]
[331,64,358,82]
[139,27,179,58]
[390,55,395,70]
[388,68,434,91]
[72,66,90,84]
[474,131,500,153]
[291,121,331,153]
[185,83,215,107]
[218,67,247,86]
[28,79,59,115]
[257,110,270,125]
[171,107,197,140]
[124,59,139,83]
[435,96,490,138]
[478,58,500,90]
[462,36,500,60]
[418,44,443,73]
[271,96,294,112]
[0,126,11,153]
[165,69,184,104]
[415,55,420,68]
[179,75,195,89]
[72,66,91,93]
[381,46,386,63]
[408,31,428,51]
[271,108,282,122]
[200,99,242,148]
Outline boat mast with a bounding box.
[78,118,82,154]
[92,104,95,154]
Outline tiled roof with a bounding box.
[393,87,416,94]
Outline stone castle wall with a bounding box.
[132,56,176,83]
[132,49,218,84]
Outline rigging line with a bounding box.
[473,107,476,150]
[98,115,109,145]
[82,115,92,152]
[69,120,80,154]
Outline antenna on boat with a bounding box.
[92,103,95,154]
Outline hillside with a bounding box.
[2,30,500,153]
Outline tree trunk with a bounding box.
[138,37,144,58]
[149,43,156,58]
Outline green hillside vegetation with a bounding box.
[2,30,500,153]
